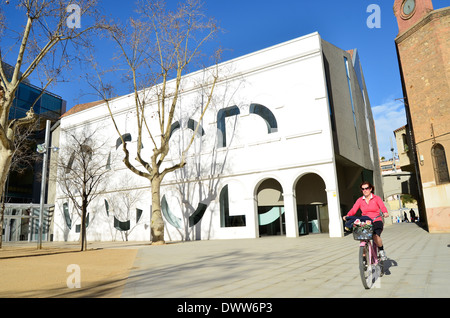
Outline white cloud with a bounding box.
[372,98,407,159]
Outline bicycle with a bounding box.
[352,221,384,289]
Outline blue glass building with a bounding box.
[6,81,66,203]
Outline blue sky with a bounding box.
[2,0,448,159]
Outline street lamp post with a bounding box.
[37,120,50,249]
[36,120,58,249]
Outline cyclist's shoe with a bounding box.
[379,250,387,261]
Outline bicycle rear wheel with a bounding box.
[359,243,374,289]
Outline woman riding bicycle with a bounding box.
[343,181,389,261]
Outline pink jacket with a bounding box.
[346,194,388,222]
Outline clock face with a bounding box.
[402,0,416,16]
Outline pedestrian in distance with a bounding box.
[409,209,416,222]
[403,211,409,222]
[343,181,389,261]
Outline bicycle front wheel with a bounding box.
[359,243,374,289]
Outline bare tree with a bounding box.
[0,0,106,225]
[55,126,111,251]
[92,0,221,244]
[0,118,42,248]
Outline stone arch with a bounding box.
[254,177,285,236]
[294,173,329,235]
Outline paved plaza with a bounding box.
[121,222,450,298]
[1,222,449,299]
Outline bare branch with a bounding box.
[55,125,111,250]
[92,0,220,244]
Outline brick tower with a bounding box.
[393,0,450,233]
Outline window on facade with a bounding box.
[169,121,181,138]
[114,216,130,231]
[65,153,76,173]
[217,106,240,148]
[402,134,409,152]
[188,119,205,136]
[249,103,278,133]
[106,152,111,170]
[11,83,64,121]
[189,203,208,227]
[219,185,246,227]
[76,214,90,233]
[161,195,182,229]
[432,143,450,184]
[170,119,205,139]
[344,57,360,148]
[104,199,109,216]
[65,144,93,173]
[115,133,132,149]
[63,202,72,230]
[136,208,143,223]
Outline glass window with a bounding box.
[187,118,205,136]
[106,152,111,170]
[136,208,143,223]
[219,185,246,227]
[161,195,182,229]
[217,106,240,148]
[169,121,181,138]
[249,103,278,133]
[114,216,130,231]
[15,99,31,111]
[63,202,72,230]
[41,93,63,114]
[169,119,205,139]
[116,133,132,149]
[432,143,450,184]
[402,133,409,152]
[76,214,90,232]
[65,153,76,173]
[17,84,41,108]
[104,199,109,217]
[344,57,360,148]
[188,203,207,227]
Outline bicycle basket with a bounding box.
[352,226,373,240]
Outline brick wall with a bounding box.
[396,8,450,184]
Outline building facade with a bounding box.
[393,0,450,232]
[1,62,66,243]
[52,32,384,242]
[6,81,66,203]
[2,61,66,203]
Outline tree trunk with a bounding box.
[0,148,13,199]
[80,203,87,251]
[0,148,13,249]
[151,177,165,245]
[0,202,5,249]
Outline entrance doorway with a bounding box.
[256,179,285,236]
[297,204,321,235]
[1,204,53,242]
[295,173,328,235]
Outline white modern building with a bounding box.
[51,32,384,243]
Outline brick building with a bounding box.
[393,0,450,232]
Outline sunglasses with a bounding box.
[361,187,371,191]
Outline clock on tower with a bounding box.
[401,0,416,18]
[393,0,434,34]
